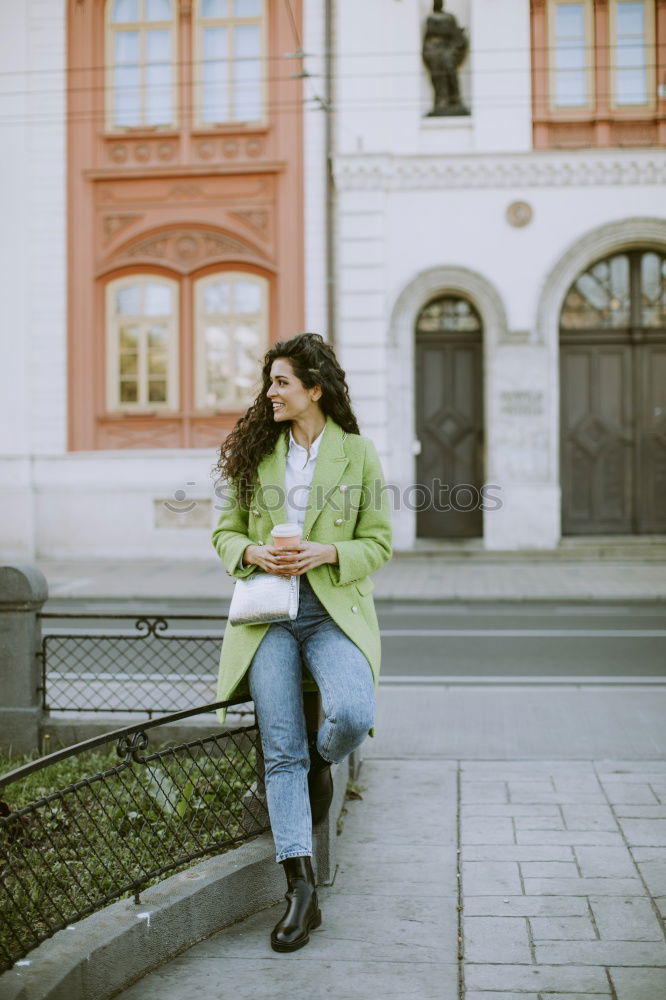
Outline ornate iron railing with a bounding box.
[38,612,236,717]
[0,700,268,972]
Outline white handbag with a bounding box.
[228,571,300,625]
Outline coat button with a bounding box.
[334,517,343,525]
[351,604,358,613]
[257,540,264,546]
[339,484,348,492]
[251,508,260,517]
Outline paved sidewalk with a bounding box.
[35,547,666,605]
[115,687,666,1000]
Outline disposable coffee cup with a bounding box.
[271,522,302,548]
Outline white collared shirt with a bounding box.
[284,423,326,531]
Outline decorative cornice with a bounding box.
[333,151,666,192]
[100,227,274,276]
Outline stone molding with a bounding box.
[333,151,666,191]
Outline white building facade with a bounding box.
[328,0,666,550]
[1,0,665,560]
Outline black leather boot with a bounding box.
[308,742,333,826]
[270,856,321,952]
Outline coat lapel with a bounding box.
[257,414,350,537]
[302,415,349,539]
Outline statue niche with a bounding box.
[422,0,470,117]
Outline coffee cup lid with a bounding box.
[271,522,301,537]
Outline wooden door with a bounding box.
[415,297,483,538]
[560,249,666,535]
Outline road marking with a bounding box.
[379,675,666,685]
[380,629,666,638]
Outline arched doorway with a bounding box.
[560,249,666,534]
[415,295,484,538]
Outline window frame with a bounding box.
[547,0,596,114]
[194,269,269,412]
[609,0,656,112]
[105,274,180,413]
[105,0,179,131]
[193,0,268,129]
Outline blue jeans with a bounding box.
[248,573,375,863]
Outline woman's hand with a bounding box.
[244,541,337,576]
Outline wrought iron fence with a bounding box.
[38,612,239,717]
[0,700,269,972]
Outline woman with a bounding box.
[212,332,392,952]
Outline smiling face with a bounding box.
[266,358,322,423]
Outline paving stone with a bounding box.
[461,817,516,844]
[334,843,457,895]
[520,861,579,879]
[535,941,666,965]
[574,846,638,878]
[634,860,666,897]
[461,780,509,803]
[515,815,566,831]
[517,831,624,846]
[631,847,666,862]
[600,782,660,805]
[463,916,531,963]
[610,967,666,1000]
[552,777,605,795]
[595,761,666,776]
[462,861,522,895]
[461,804,562,818]
[529,915,597,940]
[615,805,666,818]
[647,780,666,804]
[509,783,606,805]
[463,846,573,862]
[524,877,642,896]
[464,896,589,917]
[464,964,610,993]
[464,994,540,1000]
[538,995,612,1000]
[655,896,666,920]
[589,896,664,941]
[560,804,618,831]
[617,819,666,847]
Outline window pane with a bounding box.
[615,2,647,105]
[119,324,139,348]
[205,325,231,405]
[233,24,261,120]
[560,255,631,329]
[112,0,139,22]
[119,352,138,376]
[115,30,140,63]
[120,380,139,402]
[235,279,261,313]
[144,284,172,316]
[234,0,261,15]
[145,30,172,123]
[145,0,172,20]
[148,380,167,402]
[641,252,666,327]
[553,3,587,107]
[116,286,141,315]
[201,0,228,15]
[235,323,261,394]
[147,324,169,347]
[204,281,231,313]
[202,26,229,122]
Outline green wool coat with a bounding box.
[212,414,393,725]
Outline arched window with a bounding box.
[195,271,268,409]
[106,276,179,411]
[106,0,177,128]
[194,0,266,125]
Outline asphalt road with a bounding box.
[40,600,666,716]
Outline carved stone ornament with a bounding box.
[506,201,533,228]
[108,227,265,274]
[422,0,470,117]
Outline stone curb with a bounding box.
[0,758,351,1000]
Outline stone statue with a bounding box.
[422,0,470,117]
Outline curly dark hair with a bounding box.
[213,332,360,508]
